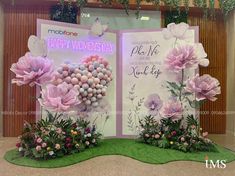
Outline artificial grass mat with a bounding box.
[4,138,235,168]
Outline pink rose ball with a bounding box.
[98,73,104,79]
[76,73,81,79]
[100,80,107,86]
[89,65,94,71]
[56,78,63,84]
[74,68,80,74]
[97,67,102,72]
[85,100,91,105]
[87,88,93,93]
[65,76,71,83]
[62,71,69,77]
[62,64,69,71]
[74,85,80,90]
[82,91,88,97]
[79,88,85,93]
[91,97,96,102]
[87,78,94,85]
[81,75,88,83]
[94,78,100,84]
[57,68,63,74]
[87,72,92,78]
[97,94,103,99]
[82,83,89,89]
[71,78,79,85]
[88,93,93,97]
[71,73,76,78]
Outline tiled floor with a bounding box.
[0,136,235,176]
[209,134,235,151]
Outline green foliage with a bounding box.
[72,0,235,19]
[164,10,188,27]
[139,115,217,152]
[50,0,78,24]
[219,0,235,16]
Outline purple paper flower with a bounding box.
[185,74,221,101]
[39,82,80,112]
[144,94,163,116]
[162,22,189,40]
[165,45,199,73]
[10,52,54,87]
[160,100,183,121]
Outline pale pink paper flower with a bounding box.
[165,45,199,72]
[144,94,163,116]
[10,52,54,87]
[194,43,209,67]
[185,74,221,101]
[39,82,80,112]
[162,22,189,40]
[160,100,183,121]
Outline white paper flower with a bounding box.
[49,151,54,156]
[194,43,209,67]
[162,22,189,40]
[28,35,47,57]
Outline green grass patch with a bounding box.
[4,138,235,168]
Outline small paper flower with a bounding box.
[36,146,42,151]
[185,74,221,101]
[42,143,47,148]
[49,151,54,156]
[55,144,61,150]
[162,22,189,40]
[36,138,42,143]
[144,94,163,116]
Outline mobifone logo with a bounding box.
[205,155,226,169]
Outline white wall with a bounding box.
[226,10,235,136]
[0,2,3,136]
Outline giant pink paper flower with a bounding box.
[10,52,54,87]
[39,82,80,112]
[160,100,183,121]
[185,74,221,101]
[162,22,189,40]
[165,45,199,73]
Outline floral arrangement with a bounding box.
[138,22,221,152]
[11,35,112,159]
[16,112,101,159]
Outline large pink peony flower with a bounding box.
[160,100,183,121]
[10,52,54,87]
[165,45,199,73]
[185,74,221,101]
[39,82,80,112]
[162,22,189,40]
